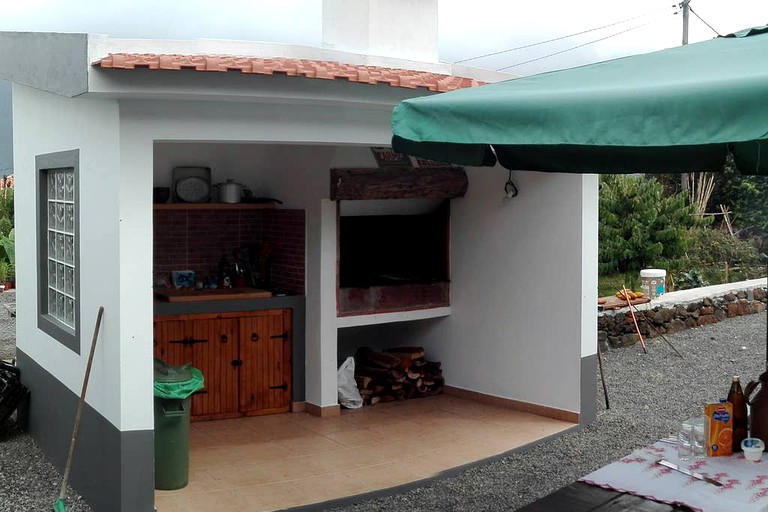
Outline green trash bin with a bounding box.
[153,359,204,490]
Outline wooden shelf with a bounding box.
[153,203,277,211]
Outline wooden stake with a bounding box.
[597,342,610,409]
[634,304,684,358]
[622,286,647,353]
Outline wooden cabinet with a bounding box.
[153,309,292,420]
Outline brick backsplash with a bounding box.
[154,208,305,294]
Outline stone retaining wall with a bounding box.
[598,285,767,350]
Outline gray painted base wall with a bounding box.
[581,353,597,426]
[17,350,155,512]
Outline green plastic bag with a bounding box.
[153,359,204,399]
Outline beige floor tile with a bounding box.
[156,469,230,495]
[153,494,182,512]
[343,461,422,490]
[274,433,347,456]
[321,427,387,448]
[181,394,576,510]
[206,463,289,487]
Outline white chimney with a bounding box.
[322,0,439,63]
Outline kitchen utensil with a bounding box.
[656,459,722,486]
[218,179,243,203]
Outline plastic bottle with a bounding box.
[728,375,748,452]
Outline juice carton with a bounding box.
[705,400,733,456]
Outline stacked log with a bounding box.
[354,346,444,405]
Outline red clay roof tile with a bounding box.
[94,53,483,92]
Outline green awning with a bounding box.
[392,26,768,175]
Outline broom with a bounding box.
[53,306,104,512]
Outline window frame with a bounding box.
[36,150,80,353]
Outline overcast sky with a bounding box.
[0,0,766,75]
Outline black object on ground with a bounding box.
[0,359,30,429]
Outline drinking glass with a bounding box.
[692,418,707,459]
[678,420,693,460]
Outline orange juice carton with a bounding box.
[705,400,733,456]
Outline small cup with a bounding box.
[678,420,694,460]
[742,438,765,462]
[691,418,707,459]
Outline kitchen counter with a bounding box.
[153,292,304,317]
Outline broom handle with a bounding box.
[58,306,104,501]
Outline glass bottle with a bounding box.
[728,375,748,452]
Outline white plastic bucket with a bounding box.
[640,269,666,298]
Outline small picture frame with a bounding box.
[370,147,412,168]
[171,270,196,289]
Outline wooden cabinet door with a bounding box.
[154,317,239,418]
[238,309,292,415]
[189,318,239,418]
[153,319,191,368]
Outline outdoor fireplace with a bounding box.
[337,200,451,315]
[339,209,448,288]
[331,166,467,316]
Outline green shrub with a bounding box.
[599,175,700,274]
[710,158,768,232]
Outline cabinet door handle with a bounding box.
[251,333,260,342]
[221,335,228,344]
[269,383,288,391]
[270,332,288,340]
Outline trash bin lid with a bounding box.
[154,359,194,383]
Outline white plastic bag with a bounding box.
[337,356,363,409]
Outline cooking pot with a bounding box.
[218,179,243,203]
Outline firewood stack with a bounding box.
[354,346,444,405]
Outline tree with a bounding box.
[709,158,768,233]
[599,175,699,274]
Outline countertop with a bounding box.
[153,292,305,317]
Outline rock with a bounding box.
[698,315,718,326]
[726,302,739,318]
[754,288,765,302]
[700,306,714,315]
[724,293,737,301]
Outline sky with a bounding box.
[0,0,765,76]
[0,0,766,172]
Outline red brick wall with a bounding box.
[153,209,304,294]
[263,209,306,295]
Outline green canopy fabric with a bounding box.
[392,26,768,175]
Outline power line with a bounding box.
[454,5,679,65]
[689,6,722,36]
[496,13,676,71]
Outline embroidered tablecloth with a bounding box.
[580,442,768,512]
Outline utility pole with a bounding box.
[680,0,691,194]
[682,0,691,45]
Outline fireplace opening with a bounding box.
[339,212,448,288]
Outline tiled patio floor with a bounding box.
[155,394,575,511]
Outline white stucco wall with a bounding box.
[11,84,145,428]
[338,169,597,414]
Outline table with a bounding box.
[517,481,692,511]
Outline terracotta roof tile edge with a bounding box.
[93,53,485,91]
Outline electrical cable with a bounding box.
[496,13,676,72]
[454,4,679,64]
[689,6,722,36]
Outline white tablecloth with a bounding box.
[580,441,768,512]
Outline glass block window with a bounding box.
[37,150,79,352]
[46,169,76,328]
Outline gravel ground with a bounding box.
[323,312,768,512]
[0,312,765,512]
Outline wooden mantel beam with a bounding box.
[330,167,468,201]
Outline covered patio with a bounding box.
[155,394,573,511]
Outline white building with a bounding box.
[0,2,598,510]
